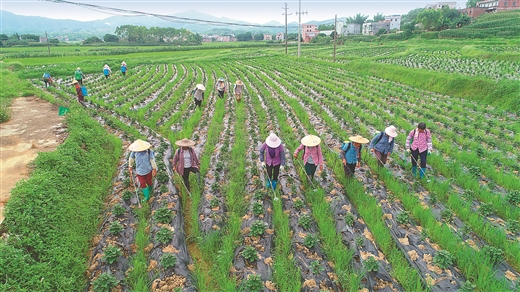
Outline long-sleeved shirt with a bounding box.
[172,147,200,173]
[370,131,395,155]
[340,142,361,164]
[192,88,205,101]
[294,144,323,165]
[234,84,244,95]
[129,150,157,176]
[405,129,432,153]
[259,143,285,166]
[215,81,226,92]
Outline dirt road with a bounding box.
[0,96,68,223]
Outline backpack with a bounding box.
[81,86,88,96]
[373,131,385,146]
[341,142,362,153]
[43,73,50,79]
[75,70,82,80]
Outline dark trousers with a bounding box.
[194,98,202,107]
[411,149,428,168]
[344,163,356,177]
[217,90,225,99]
[374,150,388,167]
[266,164,280,181]
[182,167,199,189]
[304,163,317,178]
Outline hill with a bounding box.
[439,10,520,38]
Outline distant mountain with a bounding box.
[0,10,303,37]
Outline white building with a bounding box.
[345,23,362,35]
[384,15,402,31]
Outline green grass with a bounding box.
[0,106,122,291]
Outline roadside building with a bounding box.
[302,24,319,42]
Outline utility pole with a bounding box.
[282,3,291,55]
[45,31,50,54]
[333,15,337,63]
[296,0,307,58]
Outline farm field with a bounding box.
[1,40,519,291]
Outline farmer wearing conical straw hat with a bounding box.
[215,77,226,99]
[172,138,200,192]
[103,64,111,79]
[340,135,369,177]
[370,126,398,167]
[293,134,324,181]
[121,61,127,77]
[259,133,286,190]
[233,80,244,103]
[74,67,85,85]
[128,139,157,201]
[191,84,205,109]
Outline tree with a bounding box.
[253,33,264,41]
[0,34,8,41]
[373,13,385,22]
[310,35,331,44]
[49,38,59,44]
[236,32,252,41]
[376,28,387,36]
[318,24,334,30]
[346,13,369,25]
[417,9,442,30]
[103,34,119,43]
[402,8,424,23]
[21,34,40,42]
[466,0,480,7]
[83,36,103,44]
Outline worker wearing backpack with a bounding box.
[42,72,53,88]
[370,126,398,167]
[340,135,369,177]
[405,122,433,178]
[128,139,157,202]
[74,67,85,85]
[293,134,324,181]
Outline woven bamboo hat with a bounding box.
[72,79,78,84]
[76,67,81,70]
[385,125,398,138]
[175,138,196,147]
[348,135,369,144]
[196,84,205,90]
[235,80,244,85]
[301,135,321,147]
[265,133,281,148]
[129,139,151,152]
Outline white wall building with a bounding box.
[384,15,402,31]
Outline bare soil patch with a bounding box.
[0,96,68,223]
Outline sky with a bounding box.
[2,0,468,24]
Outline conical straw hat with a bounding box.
[385,125,398,137]
[129,139,151,152]
[236,80,244,85]
[348,135,369,144]
[175,138,196,147]
[265,133,281,148]
[301,135,321,147]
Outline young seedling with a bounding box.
[506,190,520,206]
[345,212,355,227]
[479,202,495,217]
[440,208,453,223]
[293,198,305,210]
[355,236,364,247]
[92,272,118,292]
[304,233,320,249]
[506,220,520,234]
[298,214,312,230]
[396,211,411,226]
[249,220,267,237]
[242,246,259,263]
[160,253,177,269]
[112,204,125,216]
[252,201,264,216]
[154,206,173,224]
[433,250,453,269]
[310,260,325,274]
[102,245,122,264]
[210,197,220,208]
[481,246,503,266]
[242,274,263,292]
[459,280,477,292]
[365,256,379,272]
[156,227,174,245]
[108,221,124,235]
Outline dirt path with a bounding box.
[0,96,68,223]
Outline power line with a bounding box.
[43,0,299,29]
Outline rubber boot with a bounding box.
[272,180,278,190]
[142,187,150,201]
[412,166,417,177]
[266,180,271,188]
[147,185,153,200]
[420,168,427,179]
